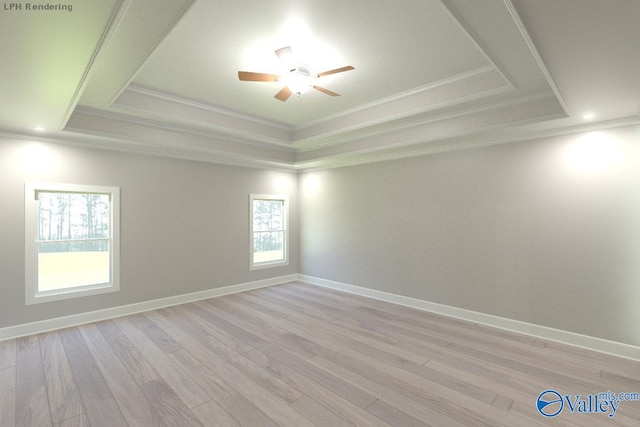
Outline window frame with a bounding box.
[24,182,120,305]
[249,194,289,270]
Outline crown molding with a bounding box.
[295,117,640,171]
[503,0,571,116]
[5,115,638,173]
[293,66,511,147]
[296,91,565,162]
[113,85,294,146]
[295,87,554,154]
[64,107,297,168]
[1,128,298,172]
[68,106,295,153]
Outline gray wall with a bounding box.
[4,125,640,348]
[299,125,640,347]
[0,137,298,328]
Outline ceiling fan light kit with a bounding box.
[238,46,354,102]
[285,65,313,95]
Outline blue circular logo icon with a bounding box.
[537,390,564,417]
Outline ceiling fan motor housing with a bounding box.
[288,65,313,95]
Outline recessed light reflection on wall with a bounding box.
[16,142,58,175]
[264,170,296,194]
[300,172,322,197]
[564,131,623,175]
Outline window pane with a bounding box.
[253,200,284,231]
[37,192,110,241]
[26,182,120,305]
[253,231,284,263]
[249,194,288,270]
[38,241,110,291]
[36,191,111,292]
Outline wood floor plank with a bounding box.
[229,291,427,365]
[38,331,84,423]
[144,309,177,330]
[290,331,538,427]
[366,399,433,427]
[308,355,471,427]
[0,367,16,427]
[229,290,498,408]
[168,305,304,404]
[545,340,640,381]
[169,348,279,427]
[237,289,401,346]
[8,282,640,426]
[95,319,159,386]
[311,353,551,427]
[164,324,317,427]
[0,338,16,370]
[129,312,182,353]
[289,395,355,427]
[79,322,165,426]
[194,300,315,360]
[192,298,380,410]
[244,348,392,427]
[140,378,204,427]
[111,316,210,409]
[58,327,128,427]
[53,413,90,427]
[293,288,597,384]
[214,292,506,419]
[15,335,52,427]
[191,400,242,427]
[161,304,255,355]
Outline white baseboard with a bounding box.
[0,274,297,341]
[298,274,640,361]
[5,273,640,362]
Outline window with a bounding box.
[25,182,120,304]
[250,194,288,270]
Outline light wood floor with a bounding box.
[1,282,639,426]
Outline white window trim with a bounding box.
[25,182,120,305]
[249,194,289,271]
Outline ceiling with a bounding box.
[2,0,639,170]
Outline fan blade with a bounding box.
[238,71,279,82]
[274,86,292,101]
[316,65,354,78]
[313,85,340,97]
[275,46,293,59]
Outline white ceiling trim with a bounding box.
[295,117,640,171]
[295,91,564,154]
[104,0,198,107]
[65,87,567,172]
[104,65,514,154]
[296,92,565,163]
[504,0,571,117]
[60,0,132,130]
[113,85,294,147]
[293,66,512,149]
[439,0,516,90]
[66,107,296,161]
[7,116,638,174]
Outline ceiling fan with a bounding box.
[238,46,354,102]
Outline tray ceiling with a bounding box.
[2,0,639,170]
